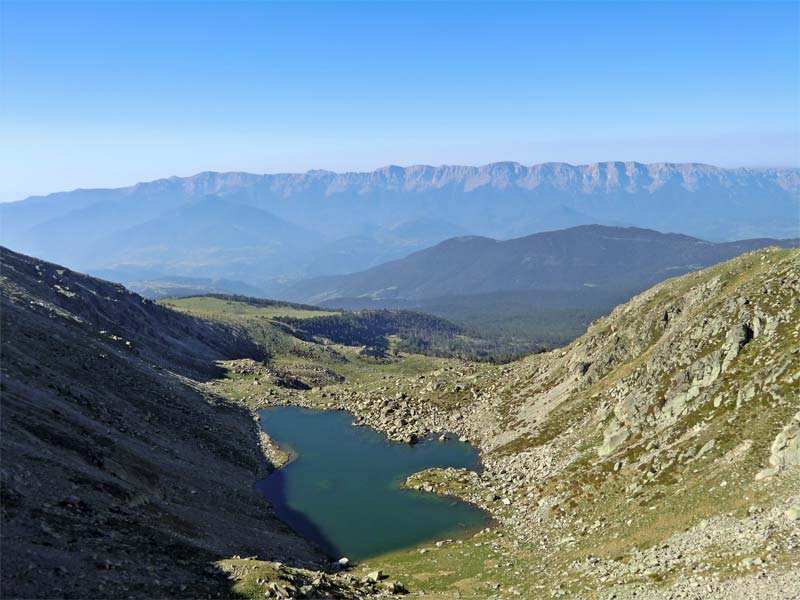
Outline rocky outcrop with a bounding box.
[756,411,800,480]
[597,318,758,457]
[216,557,404,598]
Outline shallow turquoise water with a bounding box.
[255,406,489,561]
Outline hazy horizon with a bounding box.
[5,157,800,203]
[2,1,798,201]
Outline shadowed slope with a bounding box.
[0,247,326,599]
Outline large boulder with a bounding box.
[755,411,800,480]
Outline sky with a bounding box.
[1,1,798,201]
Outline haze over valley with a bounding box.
[3,161,798,297]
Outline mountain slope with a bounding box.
[300,218,467,278]
[51,196,317,281]
[2,162,798,284]
[284,225,798,304]
[469,245,800,595]
[0,247,328,598]
[281,247,800,598]
[124,275,268,300]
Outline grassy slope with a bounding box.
[162,295,464,406]
[160,295,338,320]
[162,294,537,363]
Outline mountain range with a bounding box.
[283,225,798,304]
[1,162,798,289]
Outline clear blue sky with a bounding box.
[1,1,798,200]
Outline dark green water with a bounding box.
[255,406,488,561]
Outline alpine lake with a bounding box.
[256,406,490,561]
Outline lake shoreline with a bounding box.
[253,406,491,562]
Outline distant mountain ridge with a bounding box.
[11,161,798,204]
[283,225,799,304]
[1,162,798,287]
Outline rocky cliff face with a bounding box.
[0,247,327,598]
[17,161,797,199]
